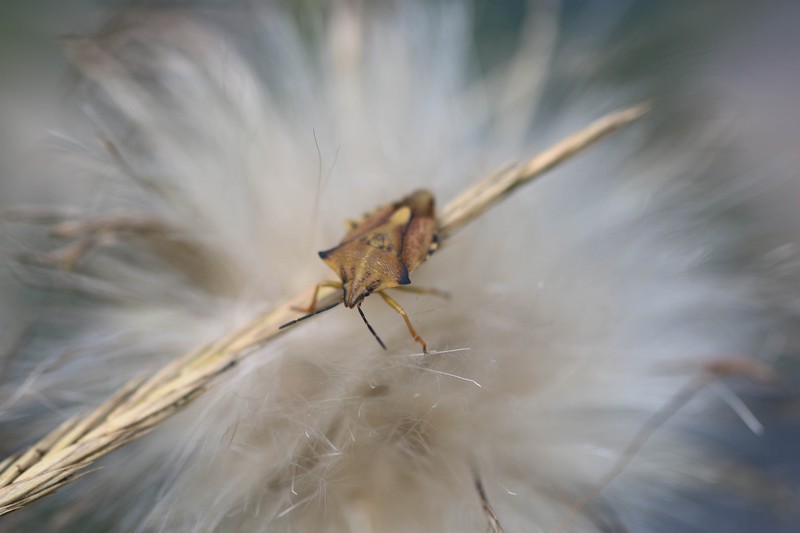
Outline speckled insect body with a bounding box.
[281,189,440,352]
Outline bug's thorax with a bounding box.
[320,231,413,307]
[284,189,438,351]
[316,189,436,309]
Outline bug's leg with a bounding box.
[390,286,450,300]
[377,291,427,354]
[292,280,342,313]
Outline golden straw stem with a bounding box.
[0,102,650,515]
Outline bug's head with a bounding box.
[341,281,368,308]
[319,246,411,308]
[340,268,411,308]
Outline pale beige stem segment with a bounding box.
[438,102,652,238]
[0,102,650,516]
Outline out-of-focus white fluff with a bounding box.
[1,2,795,532]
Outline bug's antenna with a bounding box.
[357,303,387,350]
[279,301,341,330]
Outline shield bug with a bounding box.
[280,189,442,353]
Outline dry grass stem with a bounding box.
[438,102,651,238]
[551,357,779,533]
[0,102,649,516]
[474,472,506,533]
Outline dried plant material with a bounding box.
[474,472,505,533]
[438,103,651,238]
[701,357,782,385]
[0,103,648,516]
[551,357,781,533]
[9,212,233,294]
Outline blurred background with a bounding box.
[1,1,799,531]
[4,0,800,211]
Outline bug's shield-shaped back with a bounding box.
[319,207,413,307]
[400,214,436,272]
